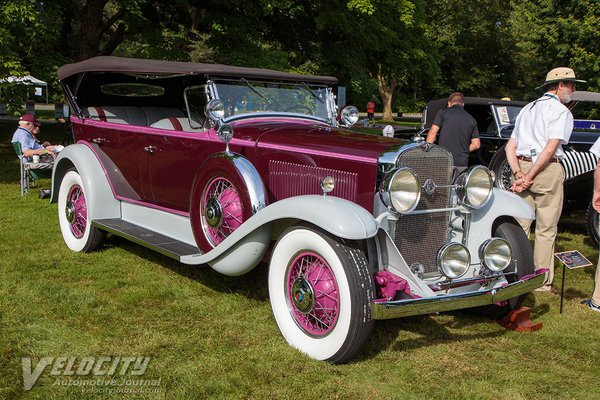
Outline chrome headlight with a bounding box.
[206,99,225,121]
[340,105,359,127]
[479,238,512,272]
[379,167,421,214]
[437,243,471,279]
[456,166,493,209]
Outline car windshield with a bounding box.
[210,79,332,120]
[492,105,523,127]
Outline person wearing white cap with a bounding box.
[11,113,58,162]
[505,67,586,294]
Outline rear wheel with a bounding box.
[474,220,534,319]
[57,169,105,252]
[268,226,374,363]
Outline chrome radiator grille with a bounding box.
[393,145,453,276]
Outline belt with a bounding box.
[516,155,559,163]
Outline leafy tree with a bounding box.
[0,0,42,113]
[425,0,517,99]
[346,0,437,120]
[510,0,600,100]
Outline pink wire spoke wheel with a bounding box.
[202,177,243,246]
[287,252,340,336]
[65,185,87,238]
[57,169,105,252]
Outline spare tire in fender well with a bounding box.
[189,152,268,253]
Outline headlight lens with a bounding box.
[456,166,493,209]
[340,105,359,127]
[479,238,512,272]
[379,167,421,214]
[437,243,471,279]
[206,99,225,121]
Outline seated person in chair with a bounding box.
[11,114,59,162]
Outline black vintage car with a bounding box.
[404,93,600,244]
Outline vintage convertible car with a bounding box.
[52,56,546,363]
[406,94,600,244]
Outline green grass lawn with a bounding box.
[1,121,600,399]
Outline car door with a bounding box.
[139,126,212,212]
[74,122,144,200]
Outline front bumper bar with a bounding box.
[371,270,546,320]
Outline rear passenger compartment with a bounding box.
[83,106,198,131]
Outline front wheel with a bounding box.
[57,169,105,252]
[268,226,374,363]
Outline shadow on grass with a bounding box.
[355,293,552,361]
[108,235,270,302]
[357,314,507,361]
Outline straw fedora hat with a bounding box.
[537,67,586,89]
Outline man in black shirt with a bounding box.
[426,92,480,179]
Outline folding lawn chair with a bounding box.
[13,142,53,196]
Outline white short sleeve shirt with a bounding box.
[590,136,600,159]
[510,93,574,159]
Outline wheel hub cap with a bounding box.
[65,202,75,223]
[291,278,315,313]
[205,198,223,227]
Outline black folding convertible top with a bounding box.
[58,56,338,85]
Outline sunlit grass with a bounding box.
[1,121,600,399]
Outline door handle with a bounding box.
[92,137,107,144]
[144,145,158,153]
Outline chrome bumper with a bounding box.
[371,270,546,320]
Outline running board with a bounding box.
[92,218,202,260]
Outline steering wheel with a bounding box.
[283,104,313,114]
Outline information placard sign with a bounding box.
[554,250,592,269]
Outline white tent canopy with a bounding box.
[0,74,48,103]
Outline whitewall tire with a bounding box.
[58,169,105,252]
[268,225,374,363]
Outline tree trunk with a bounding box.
[377,65,397,121]
[77,0,125,61]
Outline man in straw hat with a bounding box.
[505,67,585,293]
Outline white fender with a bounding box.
[50,143,121,220]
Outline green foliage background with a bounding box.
[0,0,599,115]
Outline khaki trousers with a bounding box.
[515,161,564,286]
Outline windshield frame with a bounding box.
[205,77,337,125]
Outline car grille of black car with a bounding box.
[393,145,453,276]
